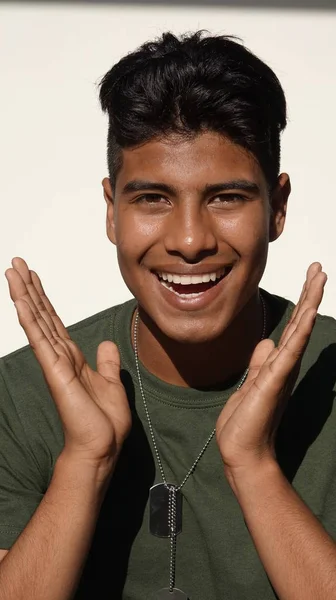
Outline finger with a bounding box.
[294,263,321,315]
[231,308,317,432]
[14,297,99,434]
[219,301,317,443]
[30,270,71,340]
[282,270,326,345]
[243,339,275,385]
[14,298,59,367]
[6,257,68,342]
[227,339,276,413]
[280,269,326,348]
[298,268,326,317]
[96,341,122,384]
[280,263,320,343]
[278,320,297,350]
[6,266,55,342]
[261,307,316,396]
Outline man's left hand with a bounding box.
[216,262,327,488]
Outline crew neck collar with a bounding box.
[113,290,293,409]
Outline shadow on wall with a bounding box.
[6,0,336,9]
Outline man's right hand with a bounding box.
[5,257,132,479]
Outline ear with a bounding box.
[269,173,291,243]
[102,177,116,245]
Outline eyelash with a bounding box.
[135,193,246,204]
[135,194,167,204]
[211,194,245,203]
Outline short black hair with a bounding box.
[99,30,287,190]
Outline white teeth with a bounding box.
[157,266,230,298]
[186,275,203,284]
[178,292,202,298]
[159,280,204,298]
[158,268,227,285]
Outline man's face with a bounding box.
[103,131,289,343]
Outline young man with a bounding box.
[0,31,335,600]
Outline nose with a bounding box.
[163,203,217,262]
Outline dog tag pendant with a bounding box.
[156,588,189,599]
[149,483,182,537]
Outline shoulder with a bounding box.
[302,310,336,377]
[310,310,336,345]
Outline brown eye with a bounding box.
[210,194,245,204]
[136,194,167,204]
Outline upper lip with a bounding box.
[151,265,233,276]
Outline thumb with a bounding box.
[244,338,275,384]
[96,341,121,383]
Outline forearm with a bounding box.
[229,460,336,600]
[0,453,110,600]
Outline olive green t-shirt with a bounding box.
[0,290,335,600]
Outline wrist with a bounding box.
[54,449,116,496]
[224,455,283,499]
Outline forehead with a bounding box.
[115,131,267,194]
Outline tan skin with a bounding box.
[104,132,290,388]
[2,133,331,587]
[4,131,326,472]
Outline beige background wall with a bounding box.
[1,3,335,356]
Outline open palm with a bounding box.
[216,263,327,475]
[5,257,131,469]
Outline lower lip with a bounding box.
[153,271,232,311]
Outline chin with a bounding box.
[152,312,229,345]
[131,262,261,345]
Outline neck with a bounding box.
[133,291,268,389]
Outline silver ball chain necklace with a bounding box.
[133,293,267,600]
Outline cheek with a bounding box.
[114,211,163,265]
[216,207,269,259]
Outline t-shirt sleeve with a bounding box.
[0,359,47,549]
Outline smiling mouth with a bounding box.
[155,266,232,298]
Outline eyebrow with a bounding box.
[204,180,260,195]
[122,180,178,195]
[121,179,260,196]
